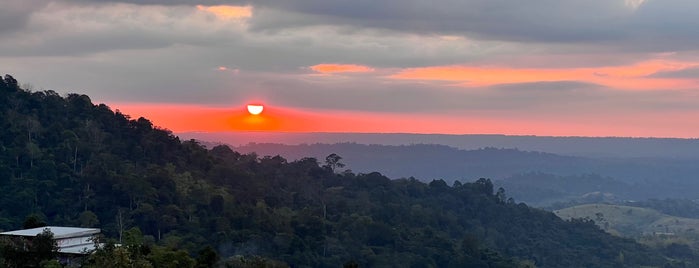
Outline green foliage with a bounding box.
[224,255,288,268]
[85,227,195,268]
[84,245,153,268]
[0,75,688,267]
[0,228,57,268]
[22,215,47,229]
[195,246,219,268]
[79,210,100,228]
[148,246,195,268]
[39,259,61,268]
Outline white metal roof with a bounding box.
[0,226,100,239]
[58,243,102,255]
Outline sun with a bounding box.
[247,104,264,115]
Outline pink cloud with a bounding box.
[196,5,252,20]
[310,64,375,74]
[390,59,699,90]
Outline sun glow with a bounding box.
[247,104,264,115]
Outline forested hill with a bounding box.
[0,75,690,267]
[234,142,590,183]
[234,142,699,201]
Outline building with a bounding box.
[0,226,101,264]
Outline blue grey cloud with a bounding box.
[649,67,699,79]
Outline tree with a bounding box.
[343,260,359,268]
[148,246,195,268]
[3,75,18,91]
[495,187,506,203]
[31,228,59,267]
[23,214,47,229]
[1,228,58,268]
[79,210,100,228]
[195,246,219,268]
[324,153,345,173]
[474,178,494,195]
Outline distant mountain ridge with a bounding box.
[233,142,590,182]
[231,142,699,203]
[179,131,699,159]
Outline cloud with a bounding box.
[309,64,374,74]
[44,0,699,54]
[0,0,50,34]
[625,0,647,9]
[5,0,699,138]
[389,60,699,90]
[0,1,502,69]
[490,81,600,92]
[196,5,252,20]
[649,67,699,79]
[0,2,250,57]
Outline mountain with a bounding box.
[0,75,693,267]
[232,142,699,202]
[234,142,591,182]
[179,131,699,159]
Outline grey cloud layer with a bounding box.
[0,0,50,33]
[3,0,699,120]
[70,0,699,51]
[5,0,697,62]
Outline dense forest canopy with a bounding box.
[0,74,693,267]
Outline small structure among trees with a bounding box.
[0,226,101,266]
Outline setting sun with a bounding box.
[247,104,264,115]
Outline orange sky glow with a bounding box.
[110,102,699,138]
[310,64,375,74]
[104,58,699,139]
[196,5,252,19]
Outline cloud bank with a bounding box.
[3,0,699,136]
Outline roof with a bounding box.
[0,226,100,239]
[58,243,103,255]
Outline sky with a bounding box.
[4,0,699,137]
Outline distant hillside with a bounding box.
[234,142,591,182]
[0,74,692,267]
[495,173,634,207]
[180,131,699,159]
[555,204,699,238]
[233,143,699,201]
[625,199,699,219]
